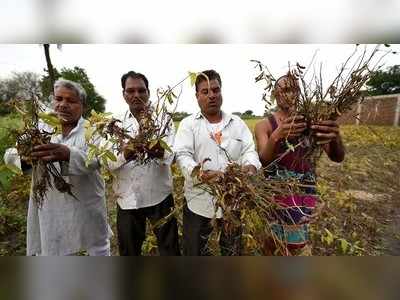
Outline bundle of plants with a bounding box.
[252,44,397,167]
[11,95,76,206]
[193,161,307,255]
[85,73,199,168]
[86,104,173,168]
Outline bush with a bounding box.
[0,114,22,158]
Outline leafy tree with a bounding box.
[241,110,256,119]
[366,65,400,96]
[264,106,278,116]
[243,110,254,116]
[41,66,106,117]
[0,72,42,115]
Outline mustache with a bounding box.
[131,98,148,105]
[208,101,219,105]
[56,110,71,115]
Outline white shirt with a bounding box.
[107,110,174,210]
[174,111,261,218]
[4,117,110,256]
[207,120,223,134]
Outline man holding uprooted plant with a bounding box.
[174,69,261,256]
[107,71,180,256]
[254,74,345,255]
[4,79,111,256]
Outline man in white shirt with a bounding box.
[109,71,180,256]
[4,79,110,256]
[174,70,261,255]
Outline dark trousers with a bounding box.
[117,194,180,256]
[183,204,242,256]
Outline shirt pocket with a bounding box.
[221,136,243,162]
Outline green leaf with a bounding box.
[88,144,99,151]
[0,167,14,191]
[158,139,172,153]
[339,239,349,254]
[148,139,159,149]
[101,156,108,168]
[90,110,98,118]
[38,112,61,128]
[285,139,295,152]
[4,164,22,175]
[85,126,95,142]
[86,149,96,167]
[104,150,117,162]
[97,151,107,159]
[324,228,334,245]
[166,93,174,105]
[97,149,117,162]
[188,72,198,87]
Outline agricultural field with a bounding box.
[0,116,399,255]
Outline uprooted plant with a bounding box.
[191,157,312,255]
[85,72,200,171]
[252,44,397,168]
[10,94,77,206]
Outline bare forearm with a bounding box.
[259,133,280,166]
[325,135,345,162]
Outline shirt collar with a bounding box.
[125,110,133,120]
[195,110,234,128]
[58,116,85,141]
[125,107,155,121]
[66,117,85,137]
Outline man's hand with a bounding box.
[271,116,307,142]
[31,143,70,162]
[311,120,340,145]
[123,141,165,161]
[199,170,224,183]
[122,143,139,161]
[241,164,257,175]
[146,141,165,159]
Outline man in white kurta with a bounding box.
[4,79,110,256]
[174,70,261,255]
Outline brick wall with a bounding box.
[337,94,400,126]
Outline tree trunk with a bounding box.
[43,44,55,95]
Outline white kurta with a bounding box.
[174,111,262,219]
[4,117,110,256]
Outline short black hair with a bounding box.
[195,69,222,92]
[121,71,149,90]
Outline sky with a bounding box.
[0,44,399,116]
[1,0,400,43]
[1,0,400,116]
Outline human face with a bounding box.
[53,86,83,126]
[196,79,223,117]
[123,77,150,114]
[274,76,299,112]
